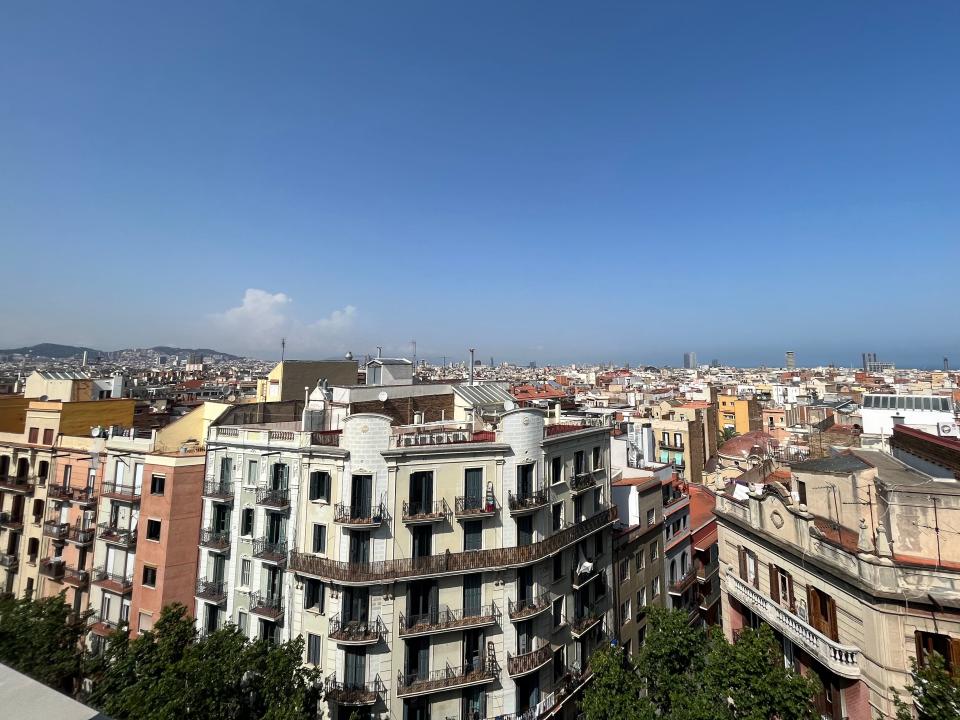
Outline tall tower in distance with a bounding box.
[785,351,796,370]
[683,351,697,369]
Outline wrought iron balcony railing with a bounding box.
[399,602,500,637]
[328,613,385,645]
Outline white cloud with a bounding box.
[209,289,358,356]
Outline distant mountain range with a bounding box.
[0,343,241,360]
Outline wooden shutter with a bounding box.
[309,472,319,500]
[787,573,795,612]
[808,586,821,629]
[738,546,747,581]
[949,638,960,677]
[826,596,839,642]
[914,630,924,666]
[769,564,780,603]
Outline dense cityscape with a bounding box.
[0,342,957,719]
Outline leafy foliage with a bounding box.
[84,603,322,720]
[583,608,820,720]
[894,653,960,720]
[0,591,89,691]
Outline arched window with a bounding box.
[670,559,677,582]
[681,552,688,574]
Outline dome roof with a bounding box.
[719,430,778,460]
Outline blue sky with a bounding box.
[1,2,958,367]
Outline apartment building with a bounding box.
[611,468,667,654]
[717,394,761,436]
[716,431,960,720]
[0,399,135,600]
[198,393,617,720]
[647,402,709,485]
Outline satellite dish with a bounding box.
[503,400,516,412]
[91,426,102,437]
[377,391,389,403]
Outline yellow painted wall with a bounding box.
[156,401,230,451]
[0,396,28,433]
[59,399,136,436]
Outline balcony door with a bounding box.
[406,637,429,680]
[212,505,230,533]
[351,474,372,518]
[807,586,839,642]
[518,567,534,604]
[349,531,370,564]
[411,526,432,559]
[408,580,438,624]
[343,587,369,624]
[463,574,481,617]
[263,566,280,600]
[517,516,533,546]
[464,628,483,671]
[517,464,534,497]
[344,648,366,687]
[464,468,482,503]
[211,555,225,585]
[516,619,533,654]
[270,463,288,492]
[410,471,433,513]
[266,512,284,544]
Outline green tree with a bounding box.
[0,591,89,691]
[894,653,960,720]
[633,606,708,715]
[85,603,323,720]
[719,427,739,444]
[581,644,652,720]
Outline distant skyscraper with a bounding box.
[785,351,796,370]
[862,352,877,372]
[710,358,720,368]
[683,352,697,369]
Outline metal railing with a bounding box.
[68,526,95,544]
[92,567,134,592]
[0,511,24,529]
[39,558,65,579]
[399,602,500,636]
[98,523,137,547]
[100,482,141,500]
[248,591,283,619]
[200,528,231,551]
[569,471,598,493]
[397,655,498,697]
[291,506,618,585]
[328,613,385,644]
[0,475,33,492]
[402,499,450,523]
[324,673,385,705]
[508,488,549,513]
[569,604,603,636]
[668,568,697,595]
[310,430,342,447]
[333,502,384,526]
[256,486,290,507]
[507,644,553,677]
[196,578,227,603]
[202,480,234,499]
[509,592,551,620]
[62,566,89,587]
[252,537,287,564]
[43,521,69,540]
[455,495,496,516]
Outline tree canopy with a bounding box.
[894,652,960,720]
[583,607,820,720]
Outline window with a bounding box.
[246,459,258,486]
[142,566,157,587]
[553,554,563,582]
[652,577,661,597]
[574,450,585,476]
[650,542,659,561]
[241,508,254,536]
[28,427,39,444]
[150,474,165,495]
[915,631,959,675]
[623,639,631,657]
[738,547,759,589]
[312,524,326,554]
[594,533,603,557]
[240,559,251,587]
[673,433,683,448]
[552,502,563,531]
[637,588,647,615]
[62,464,72,485]
[304,578,325,612]
[307,633,322,665]
[138,612,153,635]
[237,611,248,634]
[220,456,232,482]
[551,456,563,484]
[464,520,482,551]
[146,519,161,541]
[619,558,630,584]
[309,471,330,502]
[635,551,644,572]
[646,509,655,526]
[770,565,794,610]
[638,625,646,646]
[592,446,602,470]
[620,599,631,626]
[42,428,54,445]
[552,597,564,628]
[797,480,807,506]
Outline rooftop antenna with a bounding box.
[469,348,475,385]
[280,338,286,363]
[412,340,417,368]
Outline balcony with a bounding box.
[571,566,601,591]
[570,606,603,638]
[325,674,385,706]
[509,592,551,621]
[202,480,234,501]
[455,494,497,519]
[0,476,33,493]
[248,591,283,621]
[696,561,719,583]
[39,558,65,580]
[67,526,96,545]
[92,567,134,594]
[43,521,69,541]
[311,430,343,447]
[0,511,24,531]
[98,523,137,549]
[569,469,601,494]
[699,582,721,611]
[660,440,685,452]
[328,613,385,645]
[508,644,553,677]
[290,505,619,585]
[669,568,697,595]
[46,484,74,502]
[399,603,500,637]
[0,553,18,570]
[333,502,384,528]
[397,656,498,697]
[62,566,90,589]
[88,613,123,637]
[401,499,450,525]
[393,426,496,448]
[724,571,861,678]
[256,486,290,509]
[196,578,227,604]
[508,488,549,515]
[100,482,141,503]
[200,528,231,553]
[252,538,287,565]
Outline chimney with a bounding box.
[469,348,475,386]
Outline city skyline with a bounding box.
[2,3,958,365]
